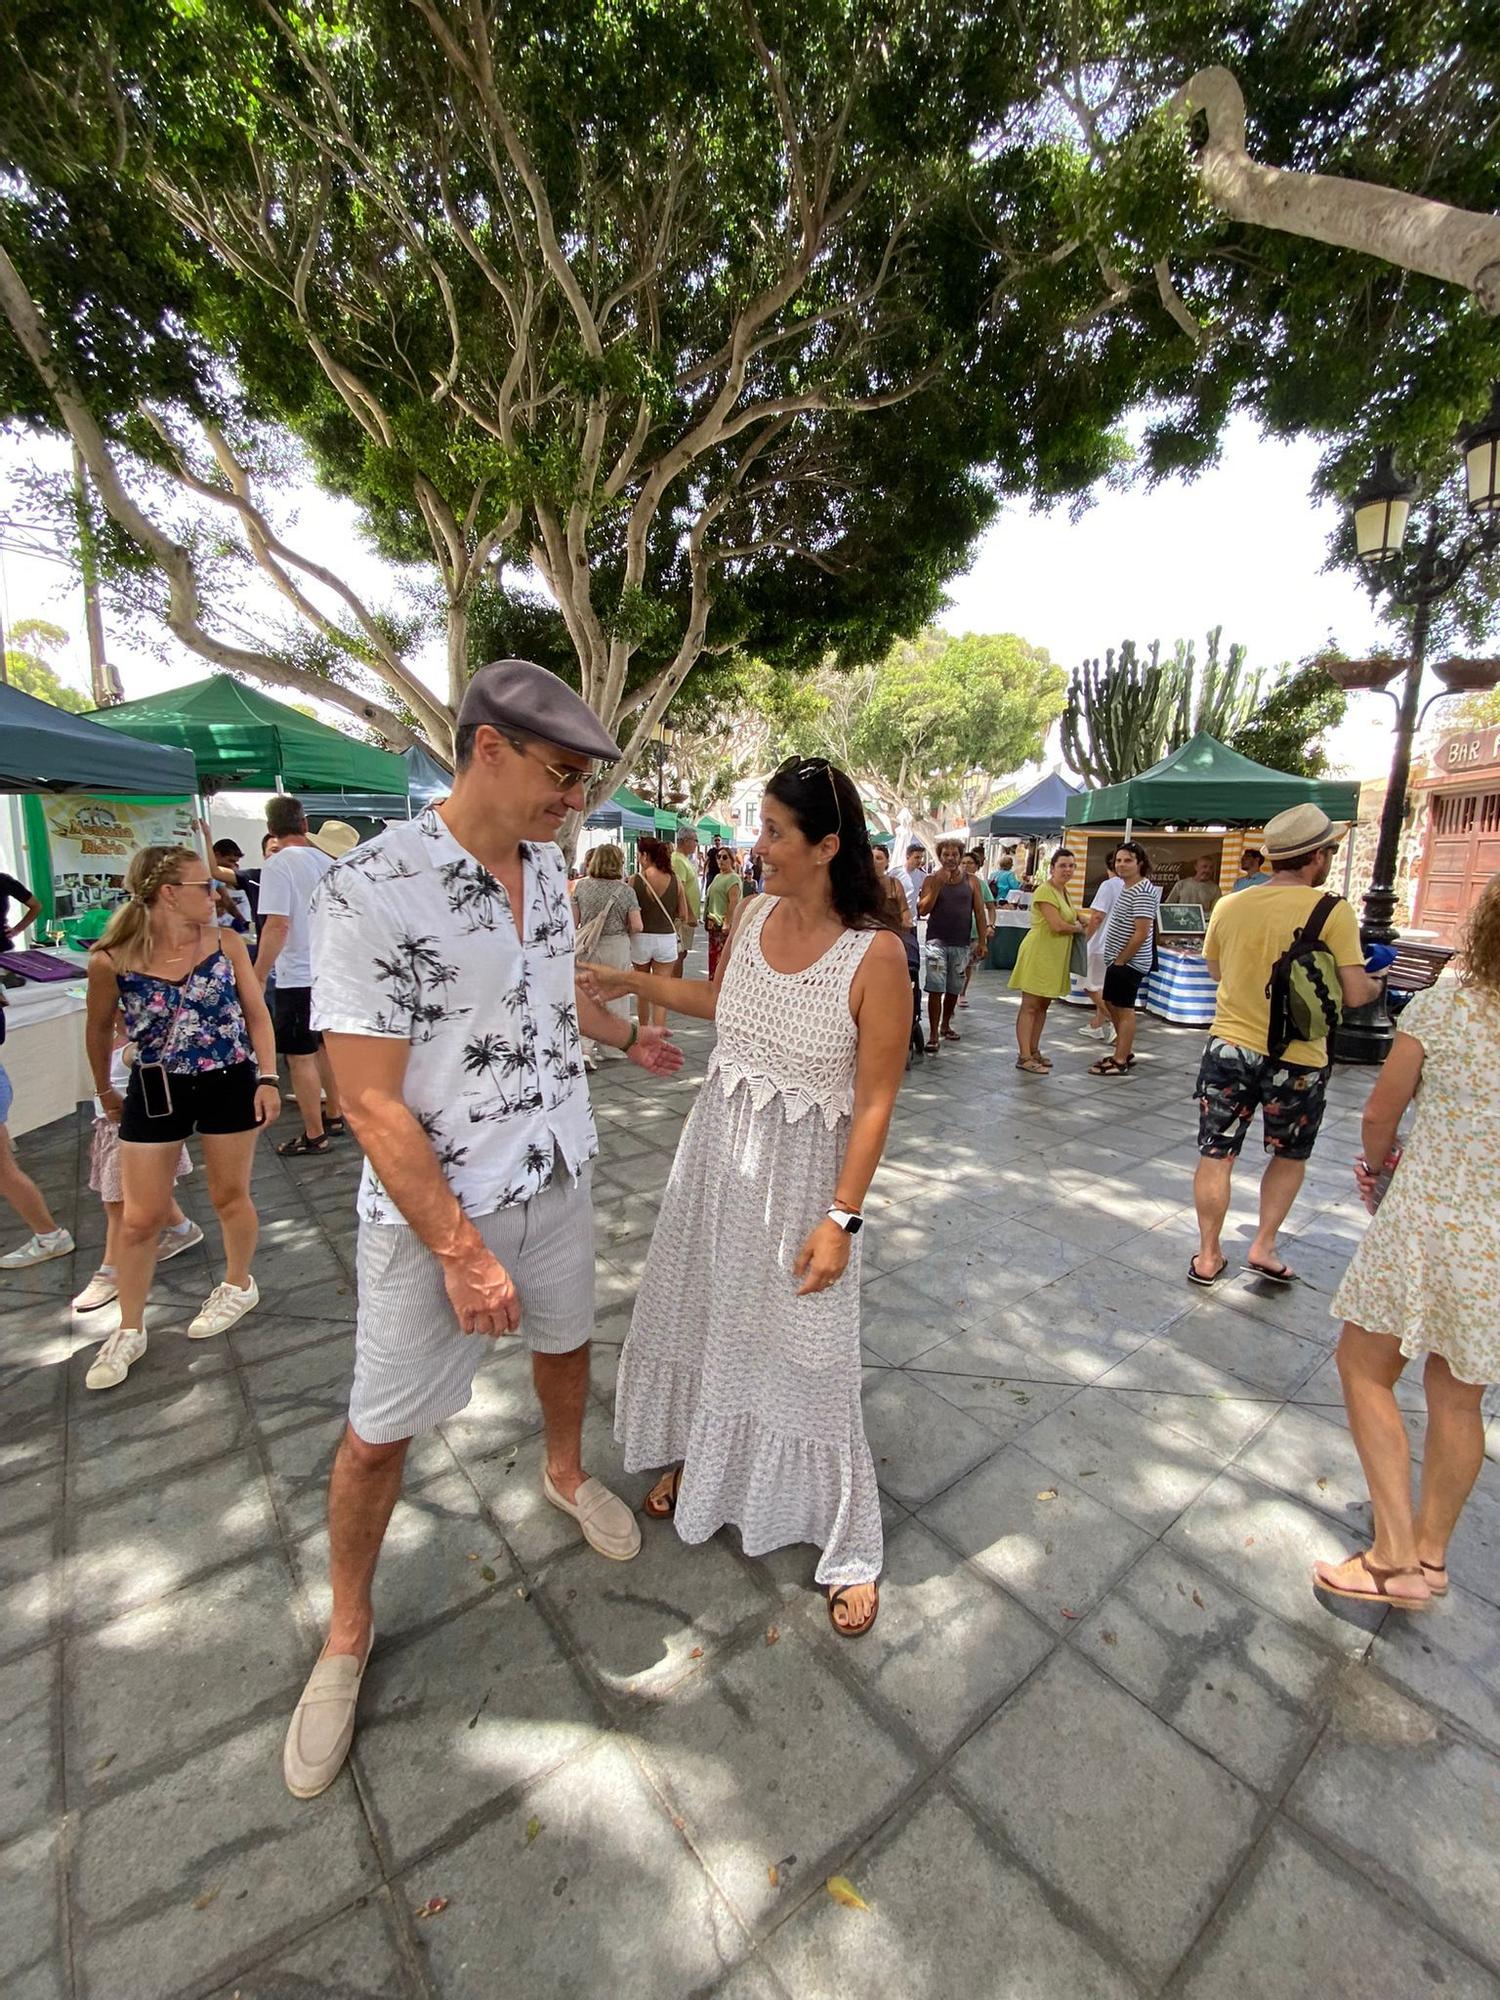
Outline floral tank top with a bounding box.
[117,948,253,1074]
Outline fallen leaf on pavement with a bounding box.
[1036,1489,1058,1502]
[1244,1536,1256,1548]
[93,1752,116,1774]
[480,1565,497,1583]
[1315,1476,1329,1492]
[192,1887,220,1912]
[1191,1590,1205,1609]
[765,1625,780,1645]
[414,1897,450,1920]
[689,1646,704,1659]
[768,1865,780,1888]
[1101,1630,1118,1646]
[1059,1607,1078,1620]
[672,1815,686,1832]
[525,1817,542,1846]
[827,1876,870,1912]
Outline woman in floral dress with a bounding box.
[1313,874,1500,1612]
[585,758,910,1634]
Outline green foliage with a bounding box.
[4,619,92,712]
[1062,627,1261,785]
[1443,685,1500,730]
[1229,663,1348,778]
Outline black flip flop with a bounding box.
[1245,1259,1298,1285]
[1187,1255,1228,1287]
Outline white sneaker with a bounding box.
[86,1326,147,1390]
[0,1228,75,1270]
[73,1269,120,1313]
[157,1219,206,1263]
[188,1277,259,1340]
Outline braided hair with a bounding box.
[94,845,202,970]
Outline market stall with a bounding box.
[1062,734,1362,1024]
[1,686,198,1138]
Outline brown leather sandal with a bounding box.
[826,1582,880,1637]
[644,1466,683,1520]
[1311,1551,1431,1611]
[1419,1559,1450,1596]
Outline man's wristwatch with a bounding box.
[827,1206,864,1235]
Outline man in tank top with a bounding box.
[918,837,989,1050]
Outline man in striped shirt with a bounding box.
[1089,840,1161,1077]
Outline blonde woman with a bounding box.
[82,846,279,1390]
[571,844,641,1065]
[1313,874,1500,1612]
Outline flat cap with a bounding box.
[458,659,621,761]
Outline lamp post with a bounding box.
[1328,384,1500,1059]
[649,720,676,811]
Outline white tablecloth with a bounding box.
[2,954,95,1138]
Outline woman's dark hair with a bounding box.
[1113,839,1152,876]
[764,756,883,930]
[1048,847,1076,870]
[636,835,672,872]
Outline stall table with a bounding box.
[1140,949,1217,1026]
[1,952,95,1138]
[986,906,1030,971]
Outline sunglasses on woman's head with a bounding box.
[774,756,842,838]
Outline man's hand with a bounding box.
[629,1025,683,1076]
[792,1217,852,1295]
[440,1241,521,1337]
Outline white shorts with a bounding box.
[1086,943,1108,992]
[630,932,678,965]
[348,1169,596,1444]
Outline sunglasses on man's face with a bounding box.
[504,736,594,791]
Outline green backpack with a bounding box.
[1265,893,1345,1062]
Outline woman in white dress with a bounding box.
[1313,874,1500,1613]
[584,757,910,1634]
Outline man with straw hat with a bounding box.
[1189,804,1380,1290]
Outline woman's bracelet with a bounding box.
[623,1022,639,1053]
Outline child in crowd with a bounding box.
[71,1025,202,1313]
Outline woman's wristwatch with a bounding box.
[827,1205,864,1235]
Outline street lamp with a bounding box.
[649,720,676,811]
[1329,384,1500,1059]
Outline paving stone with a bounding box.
[1099,1383,1278,1457]
[437,1340,548,1459]
[68,1549,306,1802]
[950,1647,1259,1988]
[0,1459,64,1533]
[636,1627,917,1934]
[225,1309,360,1366]
[406,1738,751,1999]
[1445,1479,1500,1610]
[786,1517,1054,1754]
[907,1366,1077,1442]
[858,1267,987,1364]
[206,1890,421,1999]
[0,1644,57,1847]
[1177,1818,1498,2000]
[354,1594,599,1867]
[1287,1672,1500,1970]
[1072,1544,1338,1793]
[764,1787,1134,2000]
[920,1444,1152,1630]
[262,1413,453,1542]
[859,1368,1000,1508]
[1216,1270,1344,1344]
[71,1715,380,2000]
[459,1402,646,1573]
[1238,1399,1427,1529]
[1165,1466,1386,1652]
[1365,1584,1500,1751]
[0,1825,65,2000]
[69,1374,248,1507]
[1019,1387,1225,1533]
[239,1329,356,1434]
[0,1521,57,1664]
[1110,1303,1325,1397]
[540,1518,769,1706]
[293,1470,514,1642]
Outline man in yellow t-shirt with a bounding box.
[670,829,703,977]
[1189,805,1379,1289]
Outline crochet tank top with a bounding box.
[710,895,877,1130]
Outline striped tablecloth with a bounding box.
[1141,951,1217,1026]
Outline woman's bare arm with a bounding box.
[1360,1030,1424,1166]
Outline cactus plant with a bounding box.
[1062,626,1263,785]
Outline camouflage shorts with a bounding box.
[1194,1038,1329,1162]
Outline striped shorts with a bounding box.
[348,1168,595,1445]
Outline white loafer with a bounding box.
[543,1471,642,1561]
[283,1628,375,1799]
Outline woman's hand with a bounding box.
[253,1081,283,1130]
[98,1085,124,1127]
[578,959,637,1002]
[792,1217,852,1296]
[628,1026,684,1076]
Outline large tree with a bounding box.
[2,0,1497,790]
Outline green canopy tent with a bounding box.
[696,815,734,842]
[1064,733,1360,833]
[90,674,406,796]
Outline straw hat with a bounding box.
[1261,804,1350,861]
[309,819,360,860]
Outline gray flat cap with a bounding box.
[458,659,621,760]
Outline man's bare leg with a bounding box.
[1247,1153,1306,1271]
[1192,1153,1234,1280]
[323,1427,409,1657]
[534,1344,590,1502]
[287,1051,327,1141]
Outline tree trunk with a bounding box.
[1175,69,1500,314]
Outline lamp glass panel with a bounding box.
[1465,437,1499,514]
[1354,496,1408,561]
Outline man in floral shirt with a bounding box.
[284,660,682,1799]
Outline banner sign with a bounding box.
[30,793,194,916]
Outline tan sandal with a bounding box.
[1420,1559,1450,1596]
[644,1466,683,1520]
[1311,1551,1431,1612]
[827,1582,880,1637]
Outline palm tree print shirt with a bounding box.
[309,806,597,1226]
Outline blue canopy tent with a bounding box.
[584,789,655,836]
[970,771,1082,840]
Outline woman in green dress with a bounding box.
[1008,848,1085,1073]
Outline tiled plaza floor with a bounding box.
[2,963,1498,1999]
